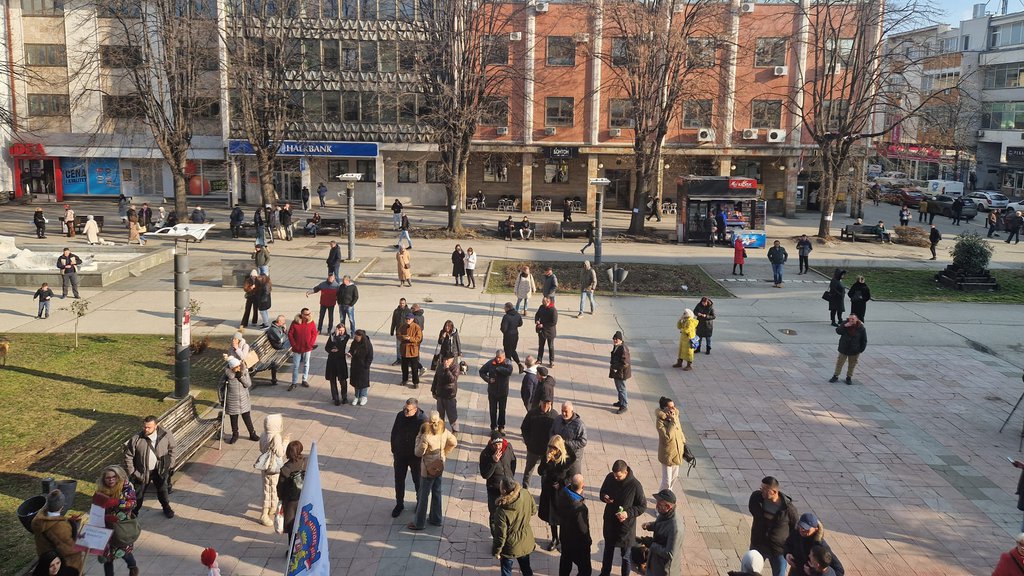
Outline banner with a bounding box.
[285,442,329,576]
[62,157,89,195]
[89,158,122,195]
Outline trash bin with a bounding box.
[40,477,56,495]
[17,495,46,533]
[56,480,77,515]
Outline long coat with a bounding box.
[325,332,350,380]
[223,365,253,415]
[397,250,412,281]
[598,467,646,548]
[828,278,846,312]
[610,343,631,380]
[694,301,716,337]
[733,238,745,264]
[538,452,580,524]
[451,249,466,276]
[399,321,423,358]
[677,317,698,361]
[349,336,374,390]
[656,408,686,466]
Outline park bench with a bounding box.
[157,395,220,473]
[560,221,593,239]
[73,215,104,234]
[840,224,885,242]
[497,220,536,239]
[248,329,291,384]
[312,217,347,235]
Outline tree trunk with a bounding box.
[444,152,467,232]
[256,150,277,207]
[817,174,839,237]
[173,174,188,219]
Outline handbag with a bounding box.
[821,290,831,301]
[111,516,142,548]
[423,449,444,478]
[742,249,748,258]
[459,360,468,374]
[137,224,147,233]
[245,349,260,367]
[689,336,700,350]
[682,443,697,476]
[274,503,284,533]
[254,450,283,474]
[430,353,442,371]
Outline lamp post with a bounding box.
[590,177,611,265]
[336,173,362,261]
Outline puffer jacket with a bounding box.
[656,408,686,466]
[550,413,587,460]
[749,491,799,557]
[223,365,253,415]
[259,414,286,476]
[431,361,460,400]
[784,521,845,576]
[491,483,537,558]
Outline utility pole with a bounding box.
[590,178,610,265]
[337,173,362,261]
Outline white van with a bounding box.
[923,180,964,197]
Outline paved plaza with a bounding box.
[2,200,1024,575]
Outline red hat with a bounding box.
[200,547,217,567]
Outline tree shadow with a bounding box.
[3,365,165,397]
[29,408,139,482]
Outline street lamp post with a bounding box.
[590,177,611,265]
[336,173,362,261]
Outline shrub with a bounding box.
[893,226,930,247]
[950,231,994,275]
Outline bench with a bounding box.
[248,330,291,385]
[73,215,104,234]
[157,395,220,473]
[560,221,593,239]
[311,217,347,235]
[840,224,885,242]
[497,220,536,239]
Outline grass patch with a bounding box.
[0,334,221,574]
[825,267,1024,303]
[486,260,732,297]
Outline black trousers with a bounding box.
[317,305,334,334]
[229,411,256,436]
[503,334,521,365]
[242,298,258,326]
[329,377,348,402]
[930,242,938,258]
[393,454,421,505]
[36,224,45,238]
[919,211,927,222]
[600,544,631,576]
[559,546,593,576]
[928,212,936,224]
[488,393,507,430]
[798,254,809,273]
[133,469,171,514]
[537,332,555,363]
[401,356,420,385]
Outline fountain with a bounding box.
[0,235,174,287]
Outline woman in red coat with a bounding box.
[732,236,746,276]
[992,533,1024,575]
[287,309,319,391]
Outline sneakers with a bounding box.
[301,380,310,388]
[616,407,628,414]
[163,508,175,519]
[249,433,260,441]
[612,401,622,407]
[828,375,839,383]
[287,383,296,391]
[845,376,853,385]
[359,396,368,406]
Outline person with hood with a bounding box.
[598,460,646,576]
[324,324,350,405]
[437,319,462,361]
[640,489,684,576]
[555,473,592,576]
[399,313,423,388]
[827,269,847,326]
[408,411,458,530]
[501,302,525,373]
[530,365,556,410]
[480,349,515,434]
[432,356,461,432]
[397,245,413,287]
[520,356,539,409]
[287,308,317,391]
[241,270,260,327]
[33,207,47,238]
[521,398,556,489]
[491,478,537,576]
[32,550,79,576]
[349,329,374,405]
[258,414,286,527]
[693,296,716,355]
[785,512,845,576]
[749,476,799,576]
[229,206,245,238]
[389,298,410,366]
[538,435,579,551]
[609,331,631,414]
[551,401,587,464]
[514,266,536,314]
[674,309,698,370]
[847,276,871,322]
[190,205,206,224]
[306,273,340,334]
[223,356,258,444]
[83,215,102,245]
[655,397,686,491]
[732,236,746,275]
[796,234,813,275]
[390,398,427,518]
[727,550,765,576]
[252,243,270,276]
[577,261,597,318]
[480,431,518,515]
[535,295,558,367]
[276,441,307,540]
[451,244,466,286]
[31,490,84,574]
[828,314,867,385]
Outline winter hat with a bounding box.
[797,512,819,530]
[612,331,623,341]
[227,356,242,369]
[233,332,245,342]
[537,366,549,377]
[740,550,764,573]
[200,547,218,567]
[46,489,64,513]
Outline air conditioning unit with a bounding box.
[509,32,523,41]
[496,126,509,136]
[544,126,557,136]
[773,65,787,76]
[740,2,755,13]
[609,128,622,137]
[828,63,843,75]
[534,1,548,12]
[767,129,786,142]
[573,32,590,43]
[742,128,758,140]
[697,128,715,142]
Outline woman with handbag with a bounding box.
[407,411,458,531]
[827,269,847,326]
[276,440,307,540]
[437,320,462,363]
[673,309,698,370]
[223,356,258,444]
[538,434,579,551]
[655,397,686,491]
[396,245,412,287]
[257,414,286,528]
[325,324,350,406]
[349,329,374,406]
[95,464,140,576]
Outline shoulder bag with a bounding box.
[245,349,260,368]
[423,448,445,478]
[430,341,441,371]
[254,450,283,474]
[111,516,142,548]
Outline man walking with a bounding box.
[501,302,524,372]
[391,198,404,229]
[491,479,537,576]
[929,224,942,260]
[534,296,558,367]
[398,213,413,249]
[541,267,558,303]
[577,261,597,318]
[520,398,556,489]
[390,297,410,366]
[124,415,177,518]
[280,202,294,240]
[767,240,788,288]
[598,460,646,576]
[609,331,631,414]
[336,275,359,332]
[480,349,515,434]
[287,308,317,391]
[795,234,812,275]
[326,240,342,279]
[265,314,288,386]
[749,476,799,576]
[317,182,328,207]
[398,313,423,387]
[254,205,267,246]
[306,273,340,334]
[390,398,427,518]
[556,474,592,576]
[551,401,587,463]
[1006,211,1022,244]
[640,489,685,576]
[300,186,310,211]
[56,247,81,299]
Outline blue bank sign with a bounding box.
[227,140,379,158]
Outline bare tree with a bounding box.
[594,0,725,235]
[912,86,979,181]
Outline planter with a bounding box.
[935,265,1001,291]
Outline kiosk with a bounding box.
[675,176,767,247]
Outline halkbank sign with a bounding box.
[227,139,379,158]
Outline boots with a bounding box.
[672,360,683,368]
[260,507,273,526]
[128,567,140,576]
[682,361,693,371]
[226,432,238,444]
[517,362,525,374]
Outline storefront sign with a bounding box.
[62,158,89,195]
[728,178,758,189]
[227,139,379,158]
[1007,147,1024,163]
[89,158,122,195]
[8,143,46,157]
[545,146,578,159]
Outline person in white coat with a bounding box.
[258,414,287,527]
[464,247,478,289]
[513,265,536,314]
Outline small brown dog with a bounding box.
[0,338,9,366]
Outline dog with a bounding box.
[0,338,9,366]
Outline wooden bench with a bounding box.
[560,221,593,239]
[315,218,347,235]
[73,215,104,234]
[498,220,535,239]
[157,395,220,473]
[249,330,291,384]
[840,224,885,242]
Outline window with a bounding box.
[360,0,376,19]
[609,99,633,128]
[545,96,574,126]
[991,22,1024,48]
[399,93,418,124]
[822,99,849,130]
[342,91,359,121]
[360,92,379,122]
[324,91,341,122]
[686,38,715,68]
[399,42,417,72]
[21,0,63,15]
[379,93,397,123]
[426,161,445,183]
[379,42,397,73]
[304,91,323,122]
[544,160,568,184]
[480,96,508,126]
[484,35,509,66]
[323,40,339,69]
[982,102,1024,129]
[922,71,959,91]
[610,37,629,67]
[100,45,143,68]
[378,0,396,19]
[751,100,782,129]
[360,41,377,72]
[397,161,418,183]
[483,156,508,182]
[826,38,854,68]
[682,99,712,128]
[963,35,971,51]
[103,94,144,118]
[546,36,575,66]
[304,39,321,70]
[754,38,786,67]
[398,0,415,20]
[194,97,220,119]
[328,160,348,179]
[322,0,338,17]
[27,93,69,116]
[355,159,376,182]
[98,0,142,17]
[341,0,357,18]
[342,41,358,71]
[24,44,66,67]
[985,62,1024,89]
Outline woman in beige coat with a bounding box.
[258,413,287,528]
[656,396,686,490]
[397,246,412,287]
[408,411,457,530]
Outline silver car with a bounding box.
[968,191,1009,211]
[929,195,978,220]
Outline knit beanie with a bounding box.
[46,489,64,513]
[201,547,218,567]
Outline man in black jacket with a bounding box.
[500,302,524,372]
[748,476,799,576]
[521,399,556,489]
[784,512,845,576]
[598,460,646,576]
[556,473,592,576]
[336,275,359,332]
[265,314,289,385]
[326,240,342,279]
[534,295,558,367]
[431,356,460,432]
[929,224,942,260]
[530,365,556,410]
[280,202,294,240]
[390,398,427,518]
[389,298,410,366]
[480,350,515,434]
[828,315,867,385]
[480,432,517,515]
[56,248,81,299]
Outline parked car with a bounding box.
[897,189,925,208]
[875,171,909,186]
[1004,200,1024,214]
[929,195,978,220]
[969,190,1009,211]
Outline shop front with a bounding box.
[10,143,58,201]
[675,176,766,246]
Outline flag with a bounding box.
[285,442,330,576]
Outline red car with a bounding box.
[896,189,924,208]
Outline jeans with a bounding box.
[398,229,412,248]
[768,553,788,576]
[259,309,270,326]
[61,272,80,298]
[437,397,458,427]
[355,387,368,400]
[600,544,631,576]
[413,474,442,528]
[329,264,341,280]
[488,393,507,430]
[338,306,356,332]
[500,555,534,576]
[257,265,269,276]
[256,227,266,246]
[919,211,927,222]
[103,552,138,576]
[696,336,711,352]
[515,297,528,314]
[37,301,50,317]
[284,224,293,240]
[613,378,628,408]
[771,263,784,285]
[318,305,335,333]
[578,290,595,314]
[394,454,421,505]
[402,356,420,385]
[319,193,326,208]
[522,451,542,488]
[292,351,311,384]
[930,242,938,258]
[393,213,402,229]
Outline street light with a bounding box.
[590,177,611,265]
[336,173,362,261]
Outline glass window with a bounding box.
[686,38,715,68]
[398,0,414,20]
[417,0,431,20]
[399,42,416,72]
[985,62,1024,89]
[341,0,357,18]
[360,0,376,19]
[546,36,575,66]
[24,44,66,67]
[324,91,341,122]
[399,93,418,124]
[342,90,360,121]
[544,160,568,184]
[682,99,712,128]
[328,160,347,180]
[355,159,376,181]
[545,96,574,126]
[360,41,377,72]
[822,99,849,130]
[609,99,633,128]
[480,96,508,126]
[304,91,323,122]
[484,35,509,66]
[342,41,358,71]
[378,0,395,19]
[826,38,854,67]
[360,92,379,122]
[323,40,339,69]
[397,160,418,183]
[379,42,396,73]
[426,161,444,183]
[102,94,144,118]
[27,93,69,116]
[98,0,142,17]
[304,39,321,70]
[323,0,338,17]
[100,45,143,68]
[483,157,509,182]
[379,93,397,123]
[754,37,786,67]
[21,0,63,16]
[610,37,629,67]
[751,100,782,129]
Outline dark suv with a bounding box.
[929,195,978,221]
